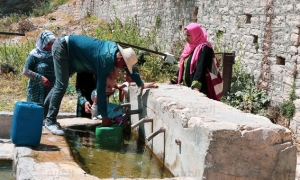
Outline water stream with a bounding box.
[0,160,14,180]
[64,128,173,179]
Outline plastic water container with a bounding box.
[95,124,123,147]
[10,101,44,146]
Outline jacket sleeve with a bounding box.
[125,68,144,87]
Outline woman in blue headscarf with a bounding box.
[22,30,56,106]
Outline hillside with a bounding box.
[0,0,102,113]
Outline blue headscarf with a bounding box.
[29,30,56,59]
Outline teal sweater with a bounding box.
[68,35,143,117]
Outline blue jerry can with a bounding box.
[10,101,44,146]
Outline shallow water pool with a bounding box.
[0,160,14,180]
[65,128,173,179]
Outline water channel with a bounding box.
[64,127,173,179]
[0,160,14,180]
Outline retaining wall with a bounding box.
[129,83,297,179]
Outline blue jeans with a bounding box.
[44,37,69,125]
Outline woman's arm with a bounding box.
[22,55,40,81]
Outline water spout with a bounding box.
[113,103,143,122]
[113,103,131,112]
[122,109,142,120]
[146,127,165,141]
[131,117,153,129]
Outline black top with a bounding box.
[184,46,214,95]
[76,72,97,118]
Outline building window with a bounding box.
[252,35,258,44]
[276,56,285,65]
[245,14,252,24]
[297,24,300,45]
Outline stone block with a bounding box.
[130,84,296,180]
[0,112,13,139]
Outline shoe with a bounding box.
[45,123,65,136]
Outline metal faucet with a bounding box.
[113,103,131,112]
[122,109,142,121]
[131,117,153,129]
[113,103,143,123]
[146,127,166,141]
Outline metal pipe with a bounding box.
[0,32,25,36]
[113,103,131,112]
[175,139,182,154]
[131,117,153,129]
[221,52,235,96]
[146,127,165,141]
[122,109,142,120]
[116,41,167,58]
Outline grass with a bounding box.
[0,73,77,112]
[0,74,27,111]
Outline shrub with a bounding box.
[221,57,270,115]
[280,100,296,121]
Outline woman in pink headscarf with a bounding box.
[170,23,215,96]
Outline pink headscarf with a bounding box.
[177,23,212,84]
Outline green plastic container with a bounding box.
[95,124,123,147]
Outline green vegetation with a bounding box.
[31,0,70,17]
[280,100,295,122]
[279,82,296,123]
[220,57,270,115]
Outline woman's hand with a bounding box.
[84,102,92,113]
[193,88,200,92]
[40,76,51,87]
